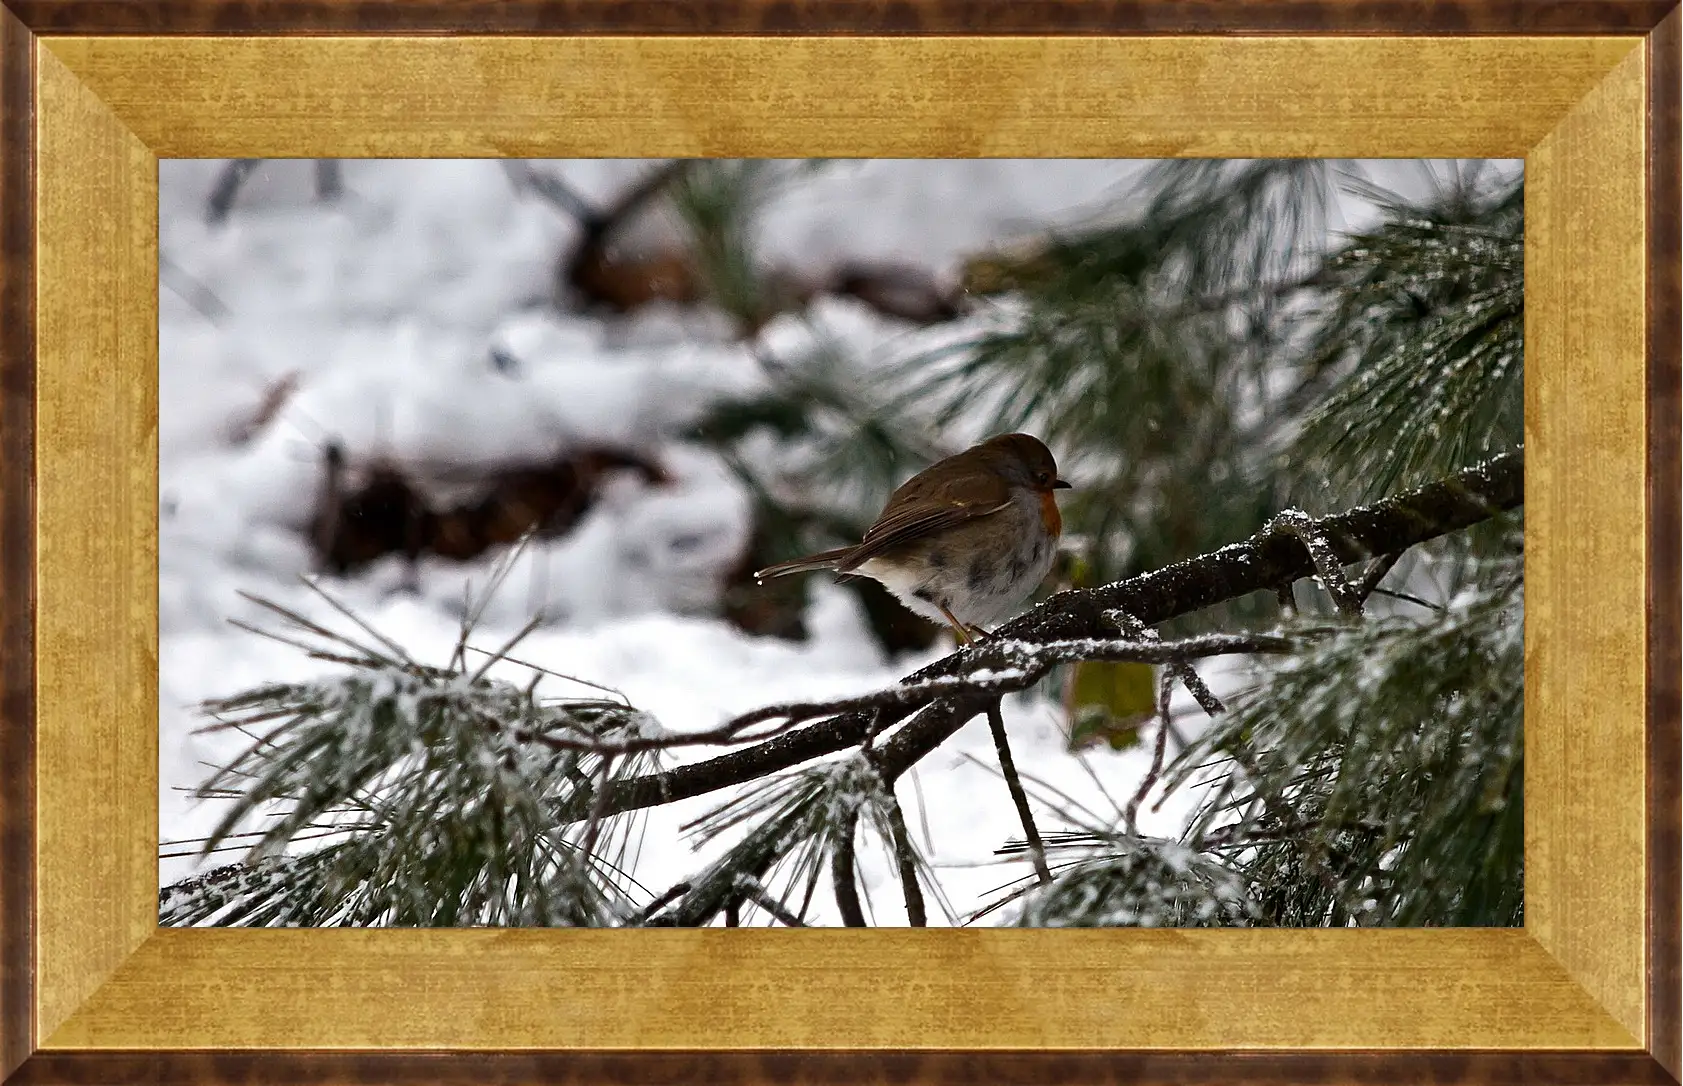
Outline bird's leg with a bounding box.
[936,602,974,645]
[965,622,993,641]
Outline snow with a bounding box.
[158,157,1512,926]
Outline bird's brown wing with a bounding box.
[838,465,1012,571]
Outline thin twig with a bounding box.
[206,158,260,225]
[158,827,349,860]
[955,752,1114,861]
[1105,610,1227,718]
[503,161,601,225]
[1367,585,1445,613]
[986,700,1051,886]
[459,532,537,643]
[909,767,936,853]
[734,876,808,928]
[160,253,231,322]
[296,577,419,666]
[630,881,692,925]
[577,755,618,866]
[466,614,546,686]
[1124,668,1176,834]
[233,589,406,669]
[1356,551,1404,605]
[461,646,631,703]
[831,809,867,928]
[961,856,1090,926]
[882,793,927,926]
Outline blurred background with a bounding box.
[158,158,1524,926]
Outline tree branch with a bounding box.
[561,450,1523,821]
[542,634,1286,761]
[882,794,927,926]
[1265,509,1365,616]
[734,875,808,927]
[1357,551,1404,606]
[831,809,867,928]
[987,699,1051,886]
[1106,610,1226,717]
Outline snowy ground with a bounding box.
[158,158,1509,925]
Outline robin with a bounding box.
[755,433,1071,643]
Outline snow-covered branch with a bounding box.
[561,448,1523,821]
[531,632,1289,757]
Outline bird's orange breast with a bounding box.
[1039,489,1062,536]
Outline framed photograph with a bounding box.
[1,3,1677,1084]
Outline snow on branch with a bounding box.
[532,632,1290,758]
[562,448,1524,822]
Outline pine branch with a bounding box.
[528,632,1283,760]
[882,794,927,926]
[831,809,866,928]
[1173,553,1525,926]
[734,875,808,927]
[560,449,1523,821]
[986,699,1051,886]
[1105,609,1227,717]
[663,757,887,928]
[1265,509,1366,616]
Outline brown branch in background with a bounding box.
[543,160,968,330]
[308,444,667,576]
[559,450,1525,823]
[225,371,301,447]
[831,808,867,928]
[987,699,1051,886]
[825,261,962,325]
[882,795,927,926]
[961,247,1331,316]
[560,160,705,313]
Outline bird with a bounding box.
[755,433,1071,643]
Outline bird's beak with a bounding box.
[1053,479,1073,490]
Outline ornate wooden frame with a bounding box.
[0,3,1677,1083]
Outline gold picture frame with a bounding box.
[0,4,1677,1083]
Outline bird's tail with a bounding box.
[754,547,855,583]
